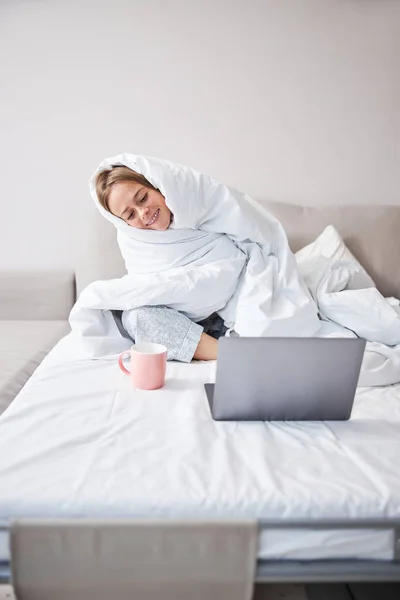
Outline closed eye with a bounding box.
[127,211,135,220]
[140,192,148,204]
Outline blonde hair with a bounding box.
[95,166,157,215]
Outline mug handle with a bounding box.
[118,351,131,375]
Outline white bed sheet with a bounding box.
[0,335,400,562]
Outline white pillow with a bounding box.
[295,225,375,290]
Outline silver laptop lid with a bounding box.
[210,337,366,421]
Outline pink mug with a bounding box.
[118,343,167,390]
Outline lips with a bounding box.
[147,208,160,227]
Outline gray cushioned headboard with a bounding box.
[263,200,400,299]
[76,200,400,300]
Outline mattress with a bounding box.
[0,334,399,562]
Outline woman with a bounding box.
[95,165,227,362]
[85,153,319,361]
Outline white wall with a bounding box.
[1,0,399,271]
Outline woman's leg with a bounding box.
[192,331,218,361]
[121,306,218,362]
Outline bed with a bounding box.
[1,200,400,589]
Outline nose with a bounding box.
[139,206,150,222]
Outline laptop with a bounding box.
[204,337,366,421]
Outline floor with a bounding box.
[0,584,307,599]
[2,583,399,599]
[254,584,308,598]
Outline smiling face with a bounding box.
[107,180,172,231]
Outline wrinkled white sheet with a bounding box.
[0,336,399,561]
[69,154,319,356]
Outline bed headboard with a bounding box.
[264,201,400,300]
[76,201,400,300]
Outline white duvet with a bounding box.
[69,154,400,386]
[296,225,400,387]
